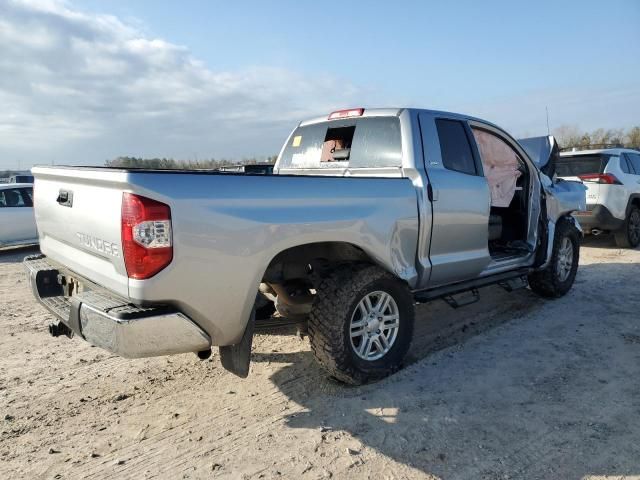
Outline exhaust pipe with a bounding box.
[196,349,212,360]
[591,228,603,236]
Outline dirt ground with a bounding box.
[1,237,639,480]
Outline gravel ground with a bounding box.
[1,236,639,480]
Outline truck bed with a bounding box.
[31,165,420,345]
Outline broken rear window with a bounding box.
[278,117,402,169]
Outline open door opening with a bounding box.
[472,128,532,260]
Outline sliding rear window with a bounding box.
[556,155,610,176]
[278,117,402,169]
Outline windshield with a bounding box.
[278,117,402,170]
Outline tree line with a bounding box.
[5,125,638,176]
[553,125,640,150]
[105,156,277,170]
[104,126,639,170]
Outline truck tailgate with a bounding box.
[32,167,130,297]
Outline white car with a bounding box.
[557,148,640,248]
[0,183,38,248]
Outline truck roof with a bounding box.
[298,107,501,130]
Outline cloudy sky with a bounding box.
[1,0,639,169]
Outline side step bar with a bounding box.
[413,268,530,307]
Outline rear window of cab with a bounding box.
[278,117,402,169]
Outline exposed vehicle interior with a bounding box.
[472,128,531,259]
[321,126,355,163]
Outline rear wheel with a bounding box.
[528,220,580,298]
[308,264,414,385]
[614,206,640,248]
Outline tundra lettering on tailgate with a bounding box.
[76,232,120,257]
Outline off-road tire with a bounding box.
[614,206,640,249]
[308,264,414,385]
[528,220,580,298]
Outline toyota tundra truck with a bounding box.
[24,108,586,384]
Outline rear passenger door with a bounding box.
[419,113,491,286]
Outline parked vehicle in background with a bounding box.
[0,183,38,248]
[25,108,585,384]
[218,163,274,174]
[557,148,640,248]
[9,174,35,184]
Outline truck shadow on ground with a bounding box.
[581,233,640,250]
[255,261,640,479]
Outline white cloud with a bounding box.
[0,0,364,168]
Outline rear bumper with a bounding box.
[573,205,624,232]
[24,255,211,358]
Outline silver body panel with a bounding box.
[517,135,556,170]
[30,107,586,352]
[32,166,419,345]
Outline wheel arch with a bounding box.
[260,241,405,286]
[627,194,640,214]
[540,214,582,270]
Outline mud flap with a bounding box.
[219,308,255,378]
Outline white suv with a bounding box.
[557,148,640,248]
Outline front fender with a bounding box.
[540,215,582,270]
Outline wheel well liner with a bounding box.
[261,242,384,284]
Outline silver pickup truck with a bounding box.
[25,108,586,384]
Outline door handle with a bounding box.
[56,189,73,207]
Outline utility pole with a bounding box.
[545,106,550,136]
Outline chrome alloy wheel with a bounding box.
[556,236,574,282]
[349,291,400,361]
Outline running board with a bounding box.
[443,289,479,309]
[413,268,530,306]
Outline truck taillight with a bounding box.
[577,173,622,185]
[121,193,173,279]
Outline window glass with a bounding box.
[627,153,640,175]
[556,155,608,176]
[620,154,632,174]
[0,188,27,208]
[435,119,477,175]
[278,117,402,169]
[349,118,402,168]
[21,188,33,206]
